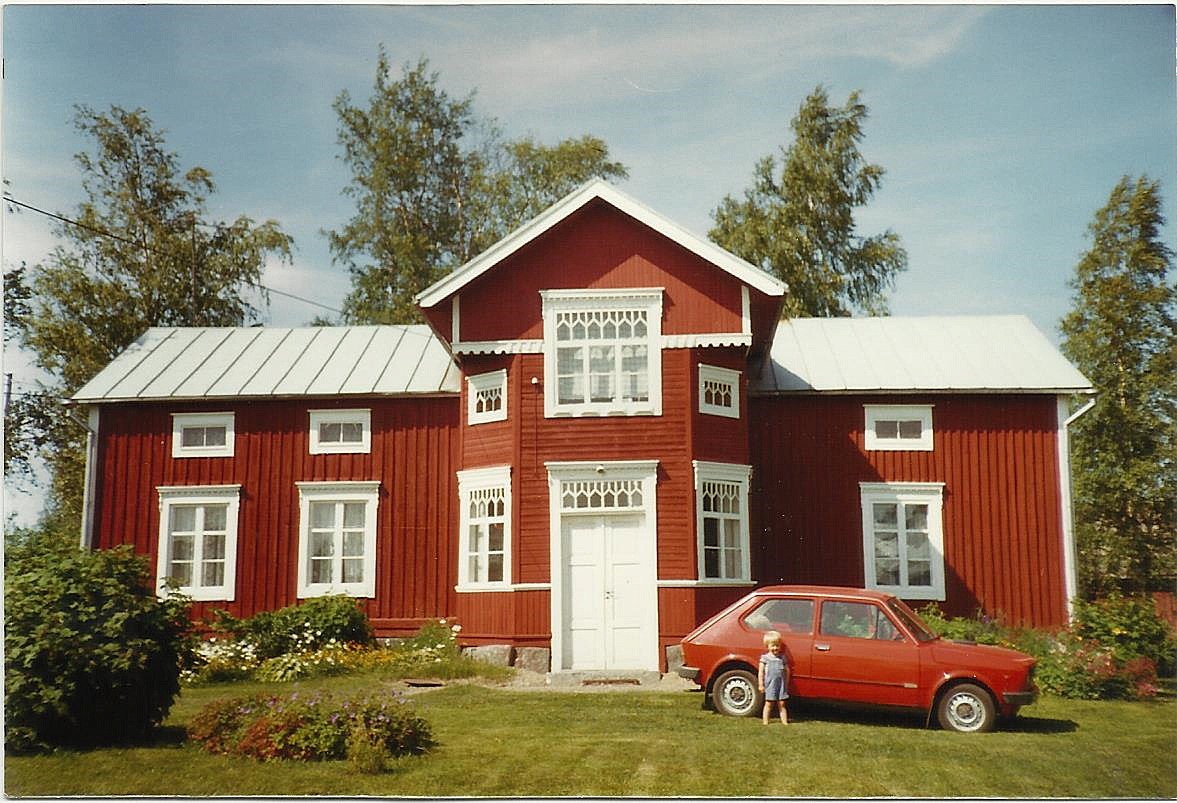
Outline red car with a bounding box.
[677,585,1037,732]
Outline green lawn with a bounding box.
[6,674,1176,798]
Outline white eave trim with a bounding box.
[415,179,786,308]
[451,334,750,356]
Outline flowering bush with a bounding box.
[919,604,1165,700]
[212,595,373,660]
[1071,594,1176,672]
[182,636,261,684]
[187,690,433,763]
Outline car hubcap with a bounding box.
[946,691,985,731]
[721,677,755,715]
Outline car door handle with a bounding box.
[815,643,831,652]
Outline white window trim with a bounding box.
[693,461,753,584]
[296,481,380,598]
[540,288,663,418]
[467,370,508,425]
[155,484,242,601]
[859,481,946,601]
[171,412,235,458]
[308,408,372,455]
[698,364,741,419]
[864,405,934,451]
[456,465,513,591]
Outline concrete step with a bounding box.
[545,670,663,688]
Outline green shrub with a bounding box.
[1071,594,1176,672]
[347,723,391,774]
[4,531,193,752]
[212,595,373,660]
[188,690,433,762]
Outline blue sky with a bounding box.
[2,4,1175,520]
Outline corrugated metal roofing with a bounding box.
[71,326,461,403]
[753,315,1092,395]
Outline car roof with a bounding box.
[746,585,897,602]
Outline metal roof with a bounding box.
[71,326,461,403]
[752,315,1092,395]
[415,179,787,308]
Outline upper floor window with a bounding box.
[694,461,752,584]
[541,289,663,418]
[156,485,241,601]
[698,364,740,418]
[864,405,934,451]
[859,482,946,600]
[309,409,371,455]
[296,481,380,598]
[171,412,234,458]
[467,370,508,425]
[457,465,512,590]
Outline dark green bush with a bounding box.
[188,690,433,763]
[212,595,373,659]
[1071,594,1176,672]
[4,531,193,752]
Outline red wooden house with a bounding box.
[72,181,1093,672]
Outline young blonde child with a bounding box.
[757,630,790,725]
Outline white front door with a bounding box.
[562,512,655,670]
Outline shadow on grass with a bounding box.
[768,700,1078,734]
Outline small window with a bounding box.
[296,481,380,598]
[698,364,740,418]
[171,413,234,458]
[156,485,241,601]
[467,370,508,425]
[309,409,371,455]
[694,461,752,583]
[860,482,946,600]
[742,598,814,634]
[864,405,933,451]
[457,466,512,591]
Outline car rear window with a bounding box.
[742,598,814,635]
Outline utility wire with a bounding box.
[4,196,345,317]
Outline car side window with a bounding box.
[820,601,905,641]
[742,598,814,635]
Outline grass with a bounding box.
[6,674,1176,797]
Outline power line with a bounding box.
[4,196,345,317]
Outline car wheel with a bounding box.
[712,669,763,717]
[937,683,996,733]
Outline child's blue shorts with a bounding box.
[764,676,788,701]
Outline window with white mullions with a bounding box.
[309,409,371,454]
[308,501,368,585]
[156,484,241,601]
[702,480,743,580]
[860,482,945,600]
[296,481,379,598]
[466,487,506,584]
[171,412,235,457]
[864,405,933,451]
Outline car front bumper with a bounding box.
[676,665,700,682]
[1002,689,1038,706]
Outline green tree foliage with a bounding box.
[5,105,293,528]
[4,529,194,752]
[328,51,628,324]
[710,86,907,317]
[1061,175,1176,595]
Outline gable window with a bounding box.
[698,364,740,418]
[467,370,508,425]
[171,412,234,458]
[541,289,663,417]
[860,482,946,600]
[156,485,241,601]
[296,481,380,598]
[694,461,752,583]
[864,405,934,451]
[309,409,371,455]
[457,466,512,590]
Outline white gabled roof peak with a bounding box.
[415,179,786,308]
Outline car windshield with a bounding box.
[887,597,938,642]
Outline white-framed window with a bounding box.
[693,461,752,583]
[308,409,372,455]
[467,370,508,425]
[698,364,740,418]
[864,405,934,451]
[171,412,234,458]
[860,482,946,600]
[296,481,380,598]
[541,289,663,418]
[156,485,241,601]
[457,465,512,590]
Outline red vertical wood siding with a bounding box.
[91,396,461,628]
[453,202,745,342]
[749,394,1068,627]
